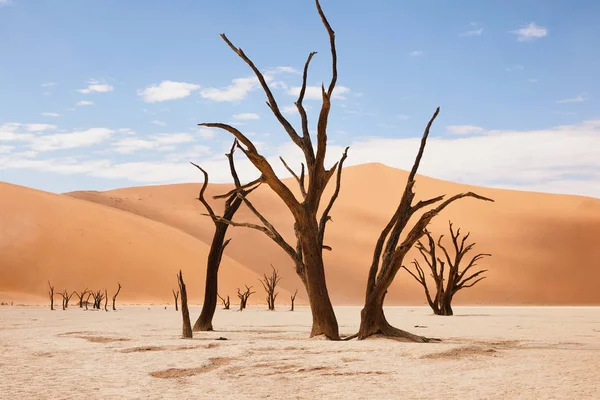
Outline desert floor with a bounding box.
[0,306,598,399]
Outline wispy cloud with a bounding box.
[556,94,586,104]
[446,125,485,135]
[41,112,60,117]
[459,28,483,37]
[151,120,166,127]
[138,81,201,103]
[510,22,548,41]
[31,128,114,152]
[112,133,194,154]
[76,100,94,107]
[396,114,410,120]
[286,86,350,100]
[409,50,423,57]
[78,79,114,94]
[40,82,58,87]
[233,113,260,120]
[200,76,259,102]
[26,124,56,132]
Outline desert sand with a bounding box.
[3,163,597,306]
[0,305,598,399]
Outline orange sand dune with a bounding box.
[0,182,289,305]
[66,163,600,305]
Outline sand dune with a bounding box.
[64,163,600,305]
[0,181,289,305]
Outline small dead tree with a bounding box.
[84,292,92,310]
[403,222,490,316]
[237,285,255,311]
[92,290,104,309]
[217,293,230,310]
[357,108,494,341]
[259,265,281,310]
[290,289,298,311]
[58,290,75,310]
[178,270,193,338]
[48,281,54,311]
[112,282,122,311]
[104,289,108,312]
[74,288,89,308]
[172,289,180,311]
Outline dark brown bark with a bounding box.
[58,290,75,310]
[237,285,255,311]
[191,142,251,332]
[48,281,54,311]
[260,265,281,310]
[178,270,193,338]
[217,293,230,310]
[404,222,490,316]
[112,283,122,311]
[198,0,345,340]
[172,289,179,311]
[84,292,92,310]
[92,290,104,309]
[357,108,494,341]
[104,289,108,312]
[74,289,89,308]
[290,289,298,311]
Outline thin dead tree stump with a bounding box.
[48,281,54,311]
[172,289,180,311]
[259,265,281,310]
[217,293,230,310]
[290,289,298,311]
[104,289,108,312]
[112,282,122,311]
[178,270,193,338]
[84,292,92,310]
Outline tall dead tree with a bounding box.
[172,289,179,311]
[112,282,122,311]
[290,289,298,311]
[58,290,75,310]
[217,293,230,310]
[48,281,54,311]
[237,285,255,311]
[403,222,490,316]
[199,0,348,339]
[357,108,494,341]
[190,142,254,332]
[260,265,281,310]
[178,270,193,338]
[74,289,89,308]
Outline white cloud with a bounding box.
[0,123,32,141]
[0,145,13,154]
[151,120,166,127]
[200,76,260,102]
[233,113,260,120]
[30,128,113,152]
[76,100,94,107]
[556,95,585,104]
[111,133,195,154]
[287,85,350,100]
[446,125,486,135]
[282,105,298,115]
[459,28,483,37]
[409,50,423,57]
[40,82,57,87]
[26,124,56,132]
[510,23,548,41]
[41,112,60,117]
[264,66,300,75]
[78,84,114,94]
[138,81,201,103]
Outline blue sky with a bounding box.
[1,0,599,197]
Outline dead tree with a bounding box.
[190,142,252,332]
[104,289,108,311]
[259,265,281,310]
[58,290,75,310]
[172,289,179,311]
[356,108,494,341]
[74,289,89,308]
[403,222,490,316]
[217,293,230,310]
[237,285,255,311]
[178,270,193,338]
[48,281,54,311]
[290,289,298,311]
[198,0,348,339]
[112,282,122,311]
[84,292,92,310]
[92,290,104,310]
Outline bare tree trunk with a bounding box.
[48,281,54,311]
[84,293,92,310]
[217,293,230,310]
[172,289,179,311]
[75,289,88,308]
[290,289,298,311]
[104,289,108,312]
[178,270,193,338]
[112,283,122,311]
[260,265,281,311]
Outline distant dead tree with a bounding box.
[104,289,108,311]
[74,288,89,308]
[92,290,104,310]
[172,289,180,311]
[259,265,281,311]
[84,292,92,310]
[197,0,349,340]
[190,142,252,332]
[237,285,255,311]
[178,270,192,338]
[356,108,494,342]
[403,222,491,316]
[58,290,75,310]
[290,289,298,311]
[217,293,230,310]
[48,281,54,311]
[112,282,122,311]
